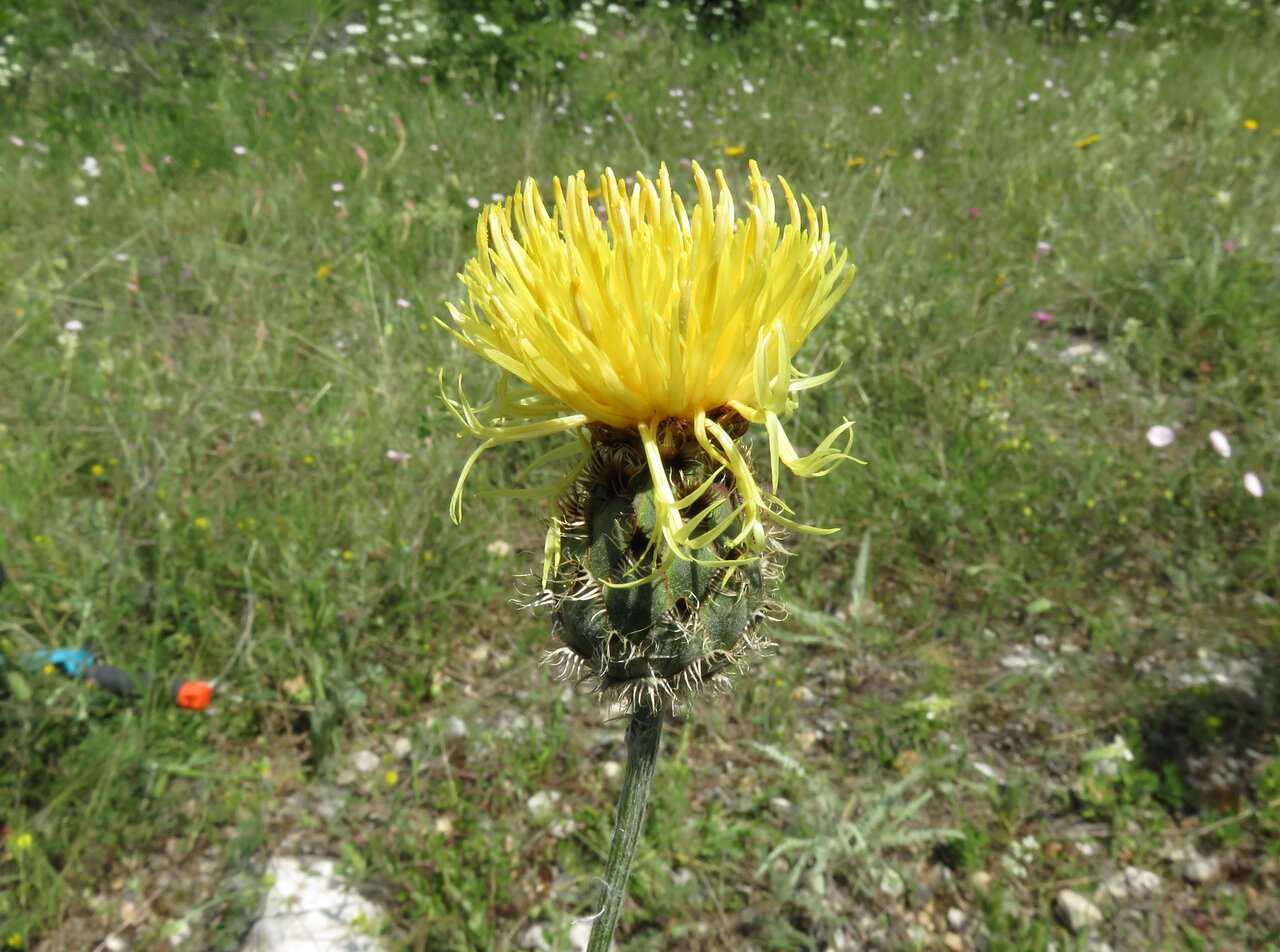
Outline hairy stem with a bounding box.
[587,702,665,952]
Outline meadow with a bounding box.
[1,0,1278,949]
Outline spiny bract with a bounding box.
[541,417,784,712]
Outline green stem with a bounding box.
[587,702,665,952]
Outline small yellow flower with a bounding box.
[302,454,315,466]
[156,487,169,499]
[604,91,619,102]
[10,832,33,852]
[341,549,354,561]
[384,770,399,786]
[723,145,745,157]
[42,664,56,676]
[90,463,105,477]
[442,161,856,565]
[193,517,210,530]
[1021,505,1033,517]
[1241,118,1259,132]
[7,933,23,948]
[1085,498,1096,509]
[1074,133,1101,150]
[846,156,866,168]
[316,262,335,279]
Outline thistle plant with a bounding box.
[441,161,856,948]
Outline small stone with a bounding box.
[518,922,551,951]
[947,907,967,932]
[944,935,964,952]
[1102,865,1162,901]
[876,866,905,899]
[390,736,412,758]
[1183,856,1221,884]
[567,920,593,949]
[444,715,468,739]
[972,871,993,893]
[602,760,621,780]
[526,789,561,821]
[103,938,129,952]
[350,749,380,773]
[1054,889,1103,934]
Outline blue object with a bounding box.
[21,648,96,677]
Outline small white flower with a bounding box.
[232,145,248,155]
[1243,472,1264,498]
[81,156,101,177]
[63,319,84,332]
[1036,240,1052,254]
[386,449,412,462]
[1146,425,1174,448]
[1209,430,1232,458]
[331,182,344,192]
[912,148,924,160]
[465,196,480,209]
[73,195,90,207]
[869,104,883,115]
[249,409,265,427]
[741,78,755,94]
[344,23,368,35]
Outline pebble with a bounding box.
[943,935,964,952]
[1101,865,1162,901]
[947,907,967,932]
[350,749,380,773]
[240,856,386,951]
[390,736,412,758]
[1183,856,1221,884]
[526,789,561,821]
[1054,889,1103,934]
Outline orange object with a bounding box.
[175,680,214,710]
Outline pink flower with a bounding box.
[1036,240,1052,255]
[967,207,979,218]
[1032,310,1053,323]
[1146,425,1174,448]
[578,51,589,61]
[386,450,411,463]
[1223,241,1236,253]
[395,297,410,308]
[1208,430,1232,458]
[1243,472,1264,498]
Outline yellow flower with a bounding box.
[723,145,745,157]
[193,517,210,531]
[1241,118,1259,132]
[7,933,22,949]
[384,770,399,786]
[10,832,33,852]
[1074,133,1101,150]
[846,157,866,169]
[442,161,856,565]
[316,262,335,279]
[90,463,105,477]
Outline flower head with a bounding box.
[442,161,856,567]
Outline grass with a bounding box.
[2,0,1279,949]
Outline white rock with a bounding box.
[518,922,551,950]
[444,715,468,738]
[1183,856,1221,884]
[567,920,594,949]
[1102,865,1162,900]
[349,749,380,774]
[526,789,561,821]
[1054,889,1103,934]
[241,856,387,951]
[390,737,412,758]
[947,907,967,932]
